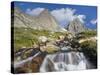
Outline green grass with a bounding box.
[14,28,38,51]
[76,30,97,39]
[13,27,67,51]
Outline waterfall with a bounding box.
[40,51,90,72]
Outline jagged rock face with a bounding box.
[66,18,85,35]
[13,7,63,32]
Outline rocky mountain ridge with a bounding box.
[13,7,65,32]
[66,18,86,35]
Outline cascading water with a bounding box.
[40,51,91,72]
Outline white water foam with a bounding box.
[40,52,88,72]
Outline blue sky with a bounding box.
[12,1,97,29]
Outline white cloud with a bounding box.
[26,7,86,26]
[51,8,75,24]
[90,19,97,25]
[77,15,86,23]
[26,8,45,16]
[51,8,86,26]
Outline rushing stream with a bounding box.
[14,46,94,73]
[40,51,91,72]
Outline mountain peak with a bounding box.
[66,18,85,35]
[39,9,51,17]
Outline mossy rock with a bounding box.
[45,45,60,53]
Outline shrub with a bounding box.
[80,40,97,67]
